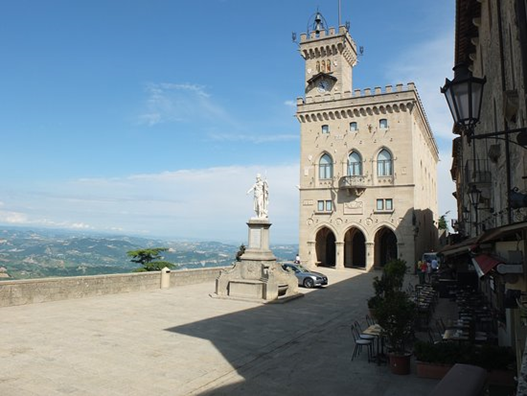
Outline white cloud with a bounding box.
[207,132,298,144]
[0,164,300,243]
[386,30,455,140]
[138,82,230,127]
[0,210,29,224]
[284,100,296,108]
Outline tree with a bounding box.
[127,248,176,272]
[235,244,246,262]
[438,211,450,231]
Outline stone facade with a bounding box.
[296,20,439,270]
[445,0,527,388]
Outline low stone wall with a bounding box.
[0,266,230,308]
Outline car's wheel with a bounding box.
[303,278,315,288]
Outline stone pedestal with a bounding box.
[214,218,301,303]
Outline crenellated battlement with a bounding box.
[300,25,349,42]
[300,82,417,104]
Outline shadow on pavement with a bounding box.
[164,269,439,396]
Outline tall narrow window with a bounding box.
[348,151,362,176]
[316,61,320,72]
[321,124,330,134]
[379,119,388,129]
[321,60,326,72]
[349,122,358,132]
[327,59,331,72]
[377,149,393,176]
[319,154,333,179]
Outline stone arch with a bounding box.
[344,226,367,268]
[373,226,398,268]
[315,226,337,267]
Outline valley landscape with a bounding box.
[0,227,297,280]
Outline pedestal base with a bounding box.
[213,217,301,303]
[214,260,301,303]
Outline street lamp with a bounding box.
[468,185,482,233]
[442,64,527,225]
[441,64,486,138]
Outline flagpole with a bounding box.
[338,0,341,27]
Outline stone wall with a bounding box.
[0,266,229,308]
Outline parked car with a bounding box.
[282,263,328,288]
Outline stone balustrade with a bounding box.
[0,266,230,308]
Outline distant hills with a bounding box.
[0,227,298,280]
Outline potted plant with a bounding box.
[414,341,516,385]
[375,289,416,375]
[367,259,407,318]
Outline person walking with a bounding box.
[426,260,432,283]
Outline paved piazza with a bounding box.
[0,268,439,395]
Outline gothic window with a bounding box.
[327,59,331,72]
[379,119,388,129]
[377,149,393,176]
[348,151,362,176]
[321,60,326,72]
[316,61,320,72]
[319,154,333,179]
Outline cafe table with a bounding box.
[363,324,385,365]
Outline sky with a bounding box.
[0,0,457,244]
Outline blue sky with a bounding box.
[0,0,456,244]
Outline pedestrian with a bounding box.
[417,260,425,284]
[294,254,301,264]
[431,257,439,272]
[420,260,428,284]
[426,260,432,283]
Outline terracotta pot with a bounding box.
[416,361,453,379]
[388,353,412,375]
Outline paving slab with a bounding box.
[0,268,439,395]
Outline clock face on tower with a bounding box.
[317,79,329,93]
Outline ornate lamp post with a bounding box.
[441,64,486,139]
[468,185,482,234]
[442,64,527,226]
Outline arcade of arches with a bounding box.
[312,226,398,269]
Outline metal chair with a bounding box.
[354,320,375,341]
[365,314,376,326]
[351,323,373,362]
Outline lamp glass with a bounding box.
[468,186,481,207]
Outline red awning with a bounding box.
[471,254,503,278]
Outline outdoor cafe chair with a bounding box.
[351,323,373,362]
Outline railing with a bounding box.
[465,159,492,185]
[339,175,368,189]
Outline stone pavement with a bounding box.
[0,268,439,396]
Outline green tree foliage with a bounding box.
[127,248,176,272]
[438,211,450,231]
[235,244,246,262]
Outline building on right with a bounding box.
[441,0,527,388]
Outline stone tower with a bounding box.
[296,11,440,270]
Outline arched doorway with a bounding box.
[374,227,397,267]
[344,228,366,268]
[315,227,336,267]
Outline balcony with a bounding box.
[339,175,368,196]
[464,159,492,186]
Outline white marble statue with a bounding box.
[247,174,269,218]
